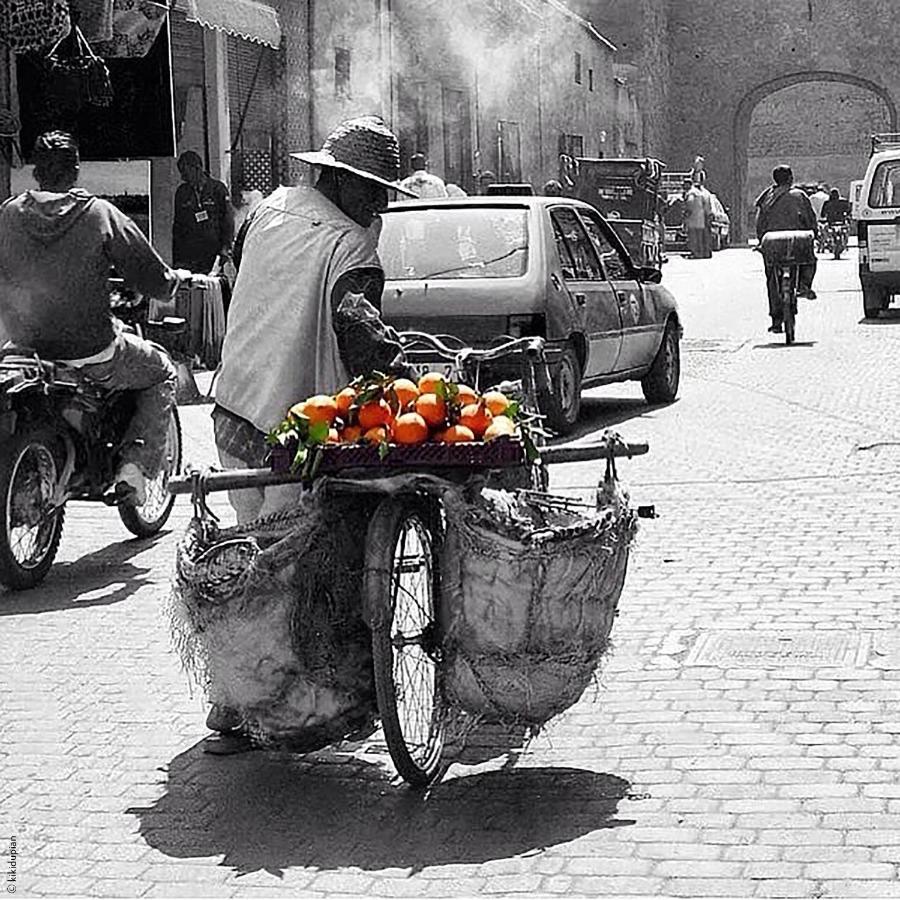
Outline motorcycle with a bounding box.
[819,219,850,259]
[0,328,182,591]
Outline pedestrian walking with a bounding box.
[682,178,711,258]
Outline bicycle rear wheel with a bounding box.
[781,267,796,345]
[365,496,446,786]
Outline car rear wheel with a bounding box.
[863,285,889,319]
[539,344,581,434]
[641,319,680,404]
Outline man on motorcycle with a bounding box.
[755,164,819,332]
[821,188,851,227]
[0,131,185,504]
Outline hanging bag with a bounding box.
[1,0,71,54]
[44,24,114,113]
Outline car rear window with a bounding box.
[867,161,900,208]
[379,207,529,280]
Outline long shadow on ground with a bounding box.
[0,532,167,615]
[128,746,633,877]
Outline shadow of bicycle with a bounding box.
[128,745,633,877]
[0,532,167,614]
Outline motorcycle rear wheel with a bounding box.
[118,406,182,538]
[0,426,65,590]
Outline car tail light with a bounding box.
[505,314,545,338]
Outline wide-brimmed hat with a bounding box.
[292,116,416,196]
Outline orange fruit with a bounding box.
[358,398,393,431]
[327,427,340,443]
[363,425,391,445]
[334,386,357,418]
[484,416,517,441]
[339,424,363,443]
[458,401,493,438]
[415,393,447,428]
[456,384,479,407]
[290,394,338,427]
[437,424,475,443]
[417,372,447,395]
[393,412,429,445]
[391,378,420,408]
[482,390,510,417]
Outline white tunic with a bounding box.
[215,185,381,434]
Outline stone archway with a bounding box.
[732,71,897,241]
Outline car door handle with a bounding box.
[574,292,586,306]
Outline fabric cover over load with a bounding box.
[759,230,816,265]
[168,463,637,749]
[168,489,378,750]
[439,482,636,725]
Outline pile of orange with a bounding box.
[286,373,520,447]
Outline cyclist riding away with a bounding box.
[0,131,186,505]
[755,164,819,333]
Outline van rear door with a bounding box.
[860,156,900,273]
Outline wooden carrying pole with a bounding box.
[167,440,650,496]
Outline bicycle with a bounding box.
[169,333,648,786]
[759,230,815,346]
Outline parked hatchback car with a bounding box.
[378,196,681,433]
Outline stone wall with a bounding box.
[667,0,900,239]
[745,80,892,228]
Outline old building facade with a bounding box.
[286,0,633,194]
[0,0,650,248]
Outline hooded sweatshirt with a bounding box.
[0,188,178,359]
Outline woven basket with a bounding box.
[439,487,636,725]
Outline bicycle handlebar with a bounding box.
[399,330,545,361]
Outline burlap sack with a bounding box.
[439,487,635,724]
[168,489,379,750]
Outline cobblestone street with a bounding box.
[4,245,900,898]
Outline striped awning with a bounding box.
[175,0,281,49]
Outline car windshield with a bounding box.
[379,206,529,280]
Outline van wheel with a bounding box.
[863,285,889,319]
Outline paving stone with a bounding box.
[752,879,817,897]
[664,876,757,896]
[570,875,666,895]
[803,862,896,879]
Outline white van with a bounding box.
[858,135,900,317]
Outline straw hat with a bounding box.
[292,116,416,196]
